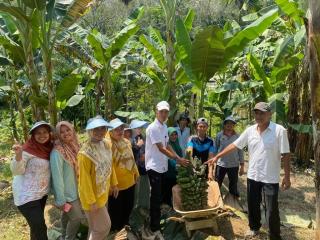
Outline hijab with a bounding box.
[168,127,183,158]
[79,129,112,197]
[23,125,53,160]
[54,121,80,177]
[107,131,136,171]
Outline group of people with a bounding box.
[142,101,290,240]
[11,100,291,240]
[11,117,144,240]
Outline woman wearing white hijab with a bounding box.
[77,116,118,240]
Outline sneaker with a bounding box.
[245,229,259,237]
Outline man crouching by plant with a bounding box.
[206,102,291,240]
[144,101,189,239]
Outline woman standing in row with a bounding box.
[11,121,54,240]
[50,121,85,240]
[106,118,139,231]
[162,127,183,206]
[77,116,118,240]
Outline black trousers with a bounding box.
[162,176,176,207]
[147,169,164,232]
[215,165,239,197]
[108,184,135,231]
[247,178,281,240]
[17,195,48,240]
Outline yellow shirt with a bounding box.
[78,153,118,211]
[113,161,139,190]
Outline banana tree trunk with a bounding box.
[95,78,102,115]
[198,79,206,118]
[43,52,58,126]
[287,69,300,154]
[166,30,177,123]
[103,67,112,119]
[8,96,19,141]
[12,76,28,141]
[295,51,312,167]
[309,0,320,237]
[23,30,45,121]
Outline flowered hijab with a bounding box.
[54,121,80,177]
[106,131,135,171]
[23,125,53,160]
[79,130,112,197]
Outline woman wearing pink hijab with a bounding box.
[50,121,85,240]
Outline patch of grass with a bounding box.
[0,142,12,156]
[0,162,12,181]
[0,143,13,181]
[0,187,29,240]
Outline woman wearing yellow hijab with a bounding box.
[106,118,139,231]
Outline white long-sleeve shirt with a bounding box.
[11,151,50,206]
[175,126,190,156]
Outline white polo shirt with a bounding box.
[145,118,169,173]
[233,121,290,183]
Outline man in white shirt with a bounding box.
[145,101,189,238]
[206,102,291,240]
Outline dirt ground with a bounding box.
[0,156,316,240]
[216,161,316,240]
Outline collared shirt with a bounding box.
[175,126,190,156]
[233,121,290,183]
[145,118,169,173]
[216,131,244,168]
[187,135,217,164]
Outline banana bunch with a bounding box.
[177,153,208,211]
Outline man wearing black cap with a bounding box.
[206,102,291,240]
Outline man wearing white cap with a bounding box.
[206,102,291,240]
[145,101,189,238]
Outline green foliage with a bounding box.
[246,53,272,96]
[274,0,304,25]
[139,33,166,69]
[175,17,192,69]
[183,9,195,32]
[114,110,154,121]
[66,94,85,107]
[191,26,225,81]
[56,74,83,101]
[225,8,278,60]
[288,123,313,135]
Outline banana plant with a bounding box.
[86,6,144,118]
[0,48,29,140]
[185,7,279,117]
[139,8,195,121]
[0,5,45,120]
[308,0,320,233]
[0,0,96,125]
